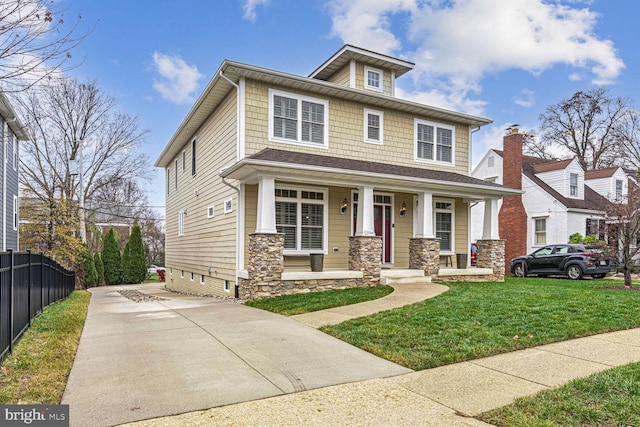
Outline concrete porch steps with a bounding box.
[380,269,431,285]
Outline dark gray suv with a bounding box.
[510,244,611,280]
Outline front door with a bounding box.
[374,204,392,264]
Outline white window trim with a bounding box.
[166,168,170,195]
[224,198,233,214]
[200,275,205,284]
[224,279,230,292]
[434,199,454,254]
[276,185,328,255]
[268,88,329,149]
[178,210,185,236]
[190,272,194,282]
[207,205,215,218]
[182,149,186,172]
[174,159,178,190]
[180,270,184,278]
[364,66,383,92]
[414,119,456,166]
[191,138,197,176]
[12,195,18,230]
[364,109,383,144]
[533,217,547,247]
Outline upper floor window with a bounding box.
[364,66,383,92]
[178,210,184,236]
[182,149,186,172]
[174,159,178,190]
[615,179,623,200]
[166,167,170,195]
[191,139,197,176]
[569,173,578,197]
[275,187,327,253]
[13,138,17,170]
[270,89,328,147]
[364,109,383,144]
[415,119,454,165]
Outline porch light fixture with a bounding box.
[399,202,407,217]
[340,198,348,214]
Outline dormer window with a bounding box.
[616,179,623,200]
[570,173,578,197]
[364,66,383,92]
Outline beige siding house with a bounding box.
[156,45,519,300]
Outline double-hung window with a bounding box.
[434,201,453,253]
[534,218,546,245]
[569,173,578,197]
[178,211,184,236]
[615,179,623,200]
[415,119,454,164]
[270,89,328,147]
[364,109,383,144]
[275,187,327,253]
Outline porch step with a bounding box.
[380,269,431,285]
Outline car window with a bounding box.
[555,246,569,254]
[534,247,553,256]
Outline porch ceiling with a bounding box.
[221,148,521,200]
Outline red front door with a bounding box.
[374,205,392,263]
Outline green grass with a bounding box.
[481,363,640,426]
[245,285,394,315]
[320,277,640,370]
[0,291,91,404]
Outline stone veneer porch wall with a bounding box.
[409,238,440,279]
[475,239,505,282]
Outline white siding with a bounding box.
[470,150,503,242]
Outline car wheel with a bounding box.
[513,262,526,278]
[566,265,584,280]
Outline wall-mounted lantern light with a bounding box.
[340,197,348,214]
[399,201,407,217]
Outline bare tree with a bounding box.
[15,77,152,243]
[527,88,631,170]
[0,0,88,93]
[614,109,640,173]
[606,183,640,287]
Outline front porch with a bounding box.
[237,233,504,300]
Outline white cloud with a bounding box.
[242,0,270,22]
[513,89,536,108]
[326,0,624,114]
[151,52,204,104]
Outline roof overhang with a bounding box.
[221,155,521,201]
[0,93,29,141]
[155,60,492,168]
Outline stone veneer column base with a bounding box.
[349,236,382,286]
[476,239,505,282]
[409,238,440,279]
[240,233,284,300]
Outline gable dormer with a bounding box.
[585,167,628,201]
[532,158,584,200]
[308,44,414,97]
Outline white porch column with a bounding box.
[355,185,376,236]
[415,191,434,238]
[482,198,500,239]
[255,176,277,233]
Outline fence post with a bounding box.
[8,249,13,355]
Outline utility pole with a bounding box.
[70,141,86,243]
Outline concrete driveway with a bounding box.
[62,283,411,427]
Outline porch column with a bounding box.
[239,232,285,300]
[355,185,376,236]
[482,198,500,239]
[255,176,277,233]
[476,239,505,282]
[415,191,434,238]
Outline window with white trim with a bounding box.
[182,150,186,172]
[415,119,454,164]
[534,218,546,245]
[569,173,578,197]
[434,201,453,253]
[275,187,327,253]
[166,167,170,195]
[269,89,328,147]
[13,138,17,170]
[586,218,605,240]
[13,195,18,230]
[174,159,178,190]
[364,109,383,144]
[224,198,233,214]
[615,179,623,200]
[364,66,383,92]
[200,275,205,284]
[178,211,184,236]
[180,270,184,278]
[190,272,194,281]
[191,139,197,176]
[207,205,215,218]
[224,280,230,292]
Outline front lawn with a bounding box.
[482,362,640,426]
[320,277,640,370]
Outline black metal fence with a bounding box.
[1,250,76,363]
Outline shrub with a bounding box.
[102,228,122,285]
[79,244,98,288]
[94,252,104,286]
[123,225,147,284]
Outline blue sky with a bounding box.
[62,0,640,212]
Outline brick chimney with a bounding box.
[499,128,528,272]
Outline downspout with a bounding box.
[219,70,242,297]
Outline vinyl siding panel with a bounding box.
[325,63,351,87]
[165,90,239,296]
[244,79,470,175]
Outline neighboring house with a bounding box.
[156,45,519,299]
[0,93,28,251]
[471,129,631,266]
